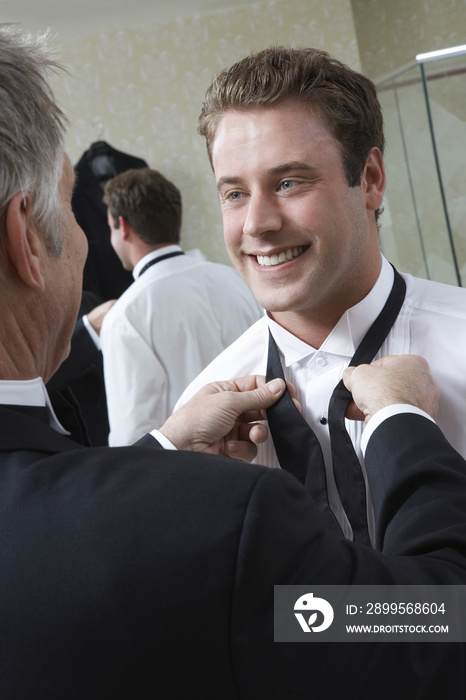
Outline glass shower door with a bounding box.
[377,46,466,286]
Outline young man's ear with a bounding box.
[4,191,46,290]
[119,216,132,241]
[361,147,385,212]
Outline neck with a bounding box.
[0,318,44,381]
[269,308,343,349]
[134,243,176,267]
[269,265,382,349]
[0,290,62,383]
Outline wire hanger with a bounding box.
[91,118,105,141]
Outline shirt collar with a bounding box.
[0,377,69,434]
[132,245,183,280]
[267,255,394,367]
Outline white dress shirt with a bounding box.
[0,378,68,434]
[101,246,262,446]
[176,255,466,539]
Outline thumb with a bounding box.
[234,377,286,414]
[259,377,286,404]
[342,365,355,392]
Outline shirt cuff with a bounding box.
[82,314,101,350]
[361,404,436,456]
[150,429,177,450]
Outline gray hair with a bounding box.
[0,25,68,255]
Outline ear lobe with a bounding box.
[362,147,385,212]
[4,191,46,291]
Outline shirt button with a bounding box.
[316,357,327,367]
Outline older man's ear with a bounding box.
[4,191,46,291]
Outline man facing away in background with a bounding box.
[101,167,261,445]
[177,46,466,545]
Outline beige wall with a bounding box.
[352,0,466,80]
[54,0,359,265]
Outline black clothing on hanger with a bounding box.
[72,141,148,300]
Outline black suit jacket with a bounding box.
[47,292,109,445]
[0,407,465,699]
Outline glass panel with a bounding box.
[377,63,460,285]
[423,54,466,285]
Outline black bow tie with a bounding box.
[138,251,184,278]
[266,266,406,546]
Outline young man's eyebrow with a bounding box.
[216,175,242,191]
[269,161,318,175]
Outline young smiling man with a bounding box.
[212,99,382,344]
[176,46,466,542]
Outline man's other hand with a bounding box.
[343,355,440,423]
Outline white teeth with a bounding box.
[257,246,304,267]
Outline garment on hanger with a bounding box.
[72,141,148,300]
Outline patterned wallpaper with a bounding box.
[54,0,360,266]
[352,0,466,80]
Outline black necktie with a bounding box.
[266,267,406,545]
[266,332,343,535]
[138,251,184,278]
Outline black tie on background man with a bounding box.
[1,24,466,700]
